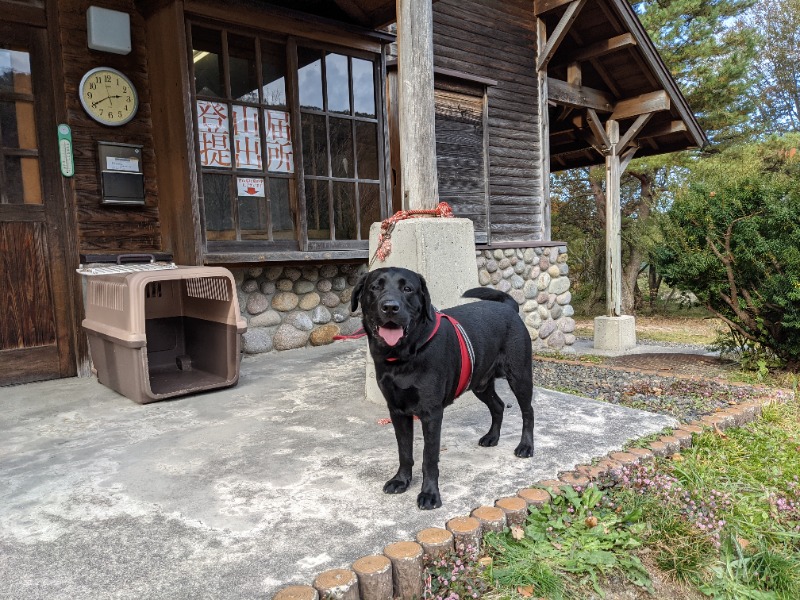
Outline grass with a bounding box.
[424,395,800,599]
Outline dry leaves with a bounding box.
[510,525,525,541]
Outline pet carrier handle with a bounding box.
[116,254,156,264]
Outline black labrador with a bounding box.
[352,267,535,509]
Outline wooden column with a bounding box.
[605,119,622,316]
[396,0,438,210]
[536,17,552,240]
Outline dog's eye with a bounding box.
[403,285,414,293]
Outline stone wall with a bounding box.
[233,244,574,354]
[476,245,575,352]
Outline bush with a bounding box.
[653,136,800,370]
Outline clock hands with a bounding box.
[91,95,123,108]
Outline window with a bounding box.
[0,46,41,205]
[189,24,385,252]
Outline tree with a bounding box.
[653,135,800,369]
[748,0,800,133]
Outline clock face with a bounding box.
[79,67,139,126]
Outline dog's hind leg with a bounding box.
[474,382,505,447]
[507,370,535,458]
[383,413,414,495]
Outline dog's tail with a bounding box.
[462,287,518,311]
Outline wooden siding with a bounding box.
[432,0,543,242]
[434,88,488,241]
[54,0,162,253]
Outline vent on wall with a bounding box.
[186,277,230,301]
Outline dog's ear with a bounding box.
[417,275,436,321]
[351,272,367,312]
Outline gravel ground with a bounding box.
[532,351,760,423]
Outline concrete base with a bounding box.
[593,315,637,352]
[365,217,479,404]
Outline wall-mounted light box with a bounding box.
[87,6,131,55]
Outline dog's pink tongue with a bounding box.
[378,326,404,346]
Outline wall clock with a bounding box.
[79,67,139,126]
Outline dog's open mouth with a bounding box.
[377,323,404,346]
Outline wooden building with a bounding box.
[0,0,705,385]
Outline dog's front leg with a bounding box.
[417,412,443,510]
[383,413,414,495]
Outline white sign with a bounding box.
[237,177,265,197]
[265,109,294,173]
[197,100,231,168]
[233,105,262,170]
[106,156,139,172]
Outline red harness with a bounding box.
[386,312,474,398]
[334,312,475,398]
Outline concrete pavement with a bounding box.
[1,340,676,599]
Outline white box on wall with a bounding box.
[87,6,131,55]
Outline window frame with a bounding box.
[187,19,389,258]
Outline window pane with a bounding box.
[325,53,350,115]
[233,105,261,170]
[265,109,294,173]
[302,113,328,177]
[3,156,42,205]
[333,182,356,240]
[359,183,380,240]
[298,47,323,110]
[1,101,39,148]
[239,194,268,240]
[355,121,378,180]
[192,27,224,98]
[261,41,287,109]
[0,48,31,94]
[228,34,258,102]
[197,100,231,168]
[270,178,295,240]
[203,173,235,239]
[330,118,354,178]
[305,179,330,239]
[352,58,375,117]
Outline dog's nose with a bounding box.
[380,299,400,315]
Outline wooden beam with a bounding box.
[611,90,670,120]
[586,109,610,151]
[617,112,654,150]
[547,77,614,112]
[537,18,552,240]
[567,62,581,87]
[535,0,578,16]
[620,146,638,173]
[555,33,637,66]
[537,0,587,71]
[639,120,688,140]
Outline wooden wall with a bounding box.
[432,0,543,242]
[54,0,162,253]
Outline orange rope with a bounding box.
[370,201,454,265]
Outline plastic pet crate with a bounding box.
[82,266,247,404]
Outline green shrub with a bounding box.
[654,135,800,370]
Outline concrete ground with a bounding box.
[1,340,677,599]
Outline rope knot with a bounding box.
[370,201,455,266]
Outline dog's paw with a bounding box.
[514,442,534,458]
[383,478,411,494]
[417,491,442,510]
[478,432,500,447]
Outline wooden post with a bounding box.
[396,0,438,210]
[605,119,622,316]
[537,18,552,240]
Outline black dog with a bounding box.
[352,267,535,509]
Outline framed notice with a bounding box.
[237,177,265,197]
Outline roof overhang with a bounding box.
[536,0,708,171]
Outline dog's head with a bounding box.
[351,267,435,349]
